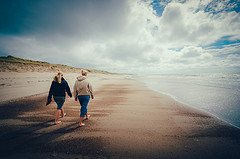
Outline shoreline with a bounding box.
[0,74,240,158]
[142,84,240,130]
[136,74,240,130]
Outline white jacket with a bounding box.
[73,76,94,98]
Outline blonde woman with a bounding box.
[47,72,72,124]
[74,70,94,127]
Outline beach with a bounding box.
[138,73,240,128]
[0,73,240,159]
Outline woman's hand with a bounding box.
[75,97,77,101]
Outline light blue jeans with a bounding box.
[78,95,90,117]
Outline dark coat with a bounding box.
[46,77,72,105]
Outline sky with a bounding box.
[0,0,240,74]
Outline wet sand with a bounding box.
[0,76,240,159]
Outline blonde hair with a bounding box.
[81,70,87,76]
[53,71,63,83]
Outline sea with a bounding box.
[135,73,240,128]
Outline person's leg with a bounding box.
[54,96,65,124]
[78,95,90,126]
[61,108,66,117]
[79,103,87,126]
[85,113,90,120]
[79,117,85,126]
[55,109,61,124]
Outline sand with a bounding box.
[0,72,110,102]
[0,74,240,159]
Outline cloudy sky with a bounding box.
[0,0,240,74]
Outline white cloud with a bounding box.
[0,0,240,74]
[227,54,240,60]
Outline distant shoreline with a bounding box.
[137,73,240,129]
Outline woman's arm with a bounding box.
[46,82,54,105]
[73,81,78,100]
[63,79,72,97]
[88,83,94,99]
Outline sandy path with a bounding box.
[0,76,240,159]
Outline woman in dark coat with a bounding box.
[47,72,72,124]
